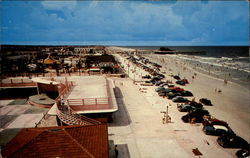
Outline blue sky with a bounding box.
[1,0,249,46]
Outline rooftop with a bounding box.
[1,124,108,158]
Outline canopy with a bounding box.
[31,78,60,85]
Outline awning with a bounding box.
[31,78,60,85]
[47,103,58,115]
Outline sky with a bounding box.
[1,0,249,46]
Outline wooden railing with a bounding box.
[67,98,109,106]
[0,78,36,87]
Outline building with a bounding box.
[1,124,109,158]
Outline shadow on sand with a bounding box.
[109,87,131,127]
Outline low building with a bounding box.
[1,124,109,158]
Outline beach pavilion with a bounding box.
[1,124,109,158]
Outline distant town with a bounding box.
[1,45,123,78]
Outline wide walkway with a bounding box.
[109,78,191,158]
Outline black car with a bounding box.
[189,101,203,109]
[173,75,181,80]
[142,75,151,79]
[202,125,234,136]
[217,134,249,149]
[155,87,172,93]
[236,148,249,158]
[180,91,193,97]
[159,82,168,87]
[168,84,175,87]
[157,74,165,79]
[150,77,162,83]
[155,81,165,86]
[176,80,186,86]
[181,109,210,123]
[199,98,212,106]
[166,92,181,99]
[177,104,200,112]
[172,96,189,102]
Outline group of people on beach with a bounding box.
[214,88,222,93]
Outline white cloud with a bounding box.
[89,1,99,9]
[41,1,77,10]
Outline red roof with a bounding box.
[1,125,108,158]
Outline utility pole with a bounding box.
[127,61,130,77]
[160,105,171,124]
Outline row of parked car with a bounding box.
[151,75,248,158]
[125,55,164,77]
[172,91,249,157]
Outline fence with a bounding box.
[0,78,36,87]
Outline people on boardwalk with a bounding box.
[61,99,64,106]
[115,145,119,158]
[224,79,228,84]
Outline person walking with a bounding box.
[115,145,119,158]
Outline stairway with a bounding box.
[57,108,101,125]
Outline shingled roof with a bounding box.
[1,124,108,158]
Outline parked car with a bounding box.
[142,75,151,79]
[199,98,212,106]
[166,92,181,99]
[176,80,186,86]
[189,101,203,109]
[158,91,167,97]
[170,87,184,92]
[145,80,151,83]
[203,125,234,136]
[156,73,165,78]
[217,134,249,149]
[202,118,228,127]
[155,81,165,86]
[167,84,175,88]
[173,75,181,80]
[181,79,189,84]
[172,96,188,102]
[181,109,210,123]
[159,82,168,87]
[180,91,193,97]
[155,87,166,92]
[236,148,249,158]
[177,104,200,112]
